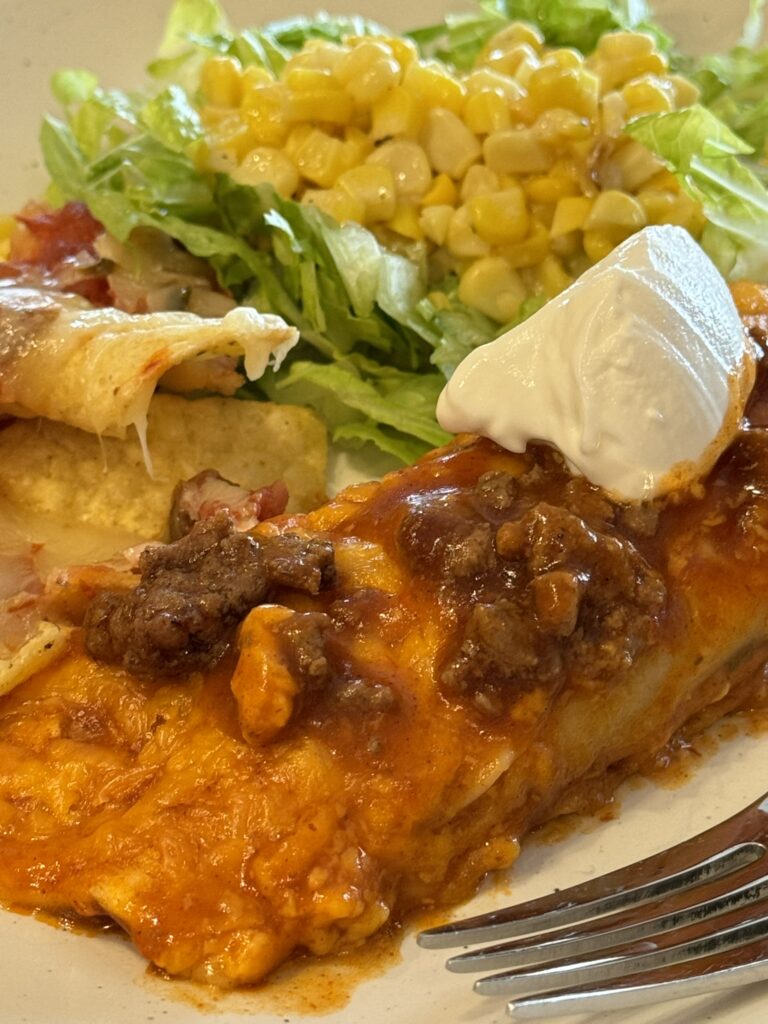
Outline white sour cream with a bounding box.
[437,225,756,501]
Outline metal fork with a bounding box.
[418,790,768,1018]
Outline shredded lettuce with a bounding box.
[626,105,768,279]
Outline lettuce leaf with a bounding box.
[409,0,671,69]
[626,105,768,279]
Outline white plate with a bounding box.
[1,2,767,1022]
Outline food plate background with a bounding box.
[0,1,766,1022]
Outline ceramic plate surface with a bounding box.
[0,2,767,1022]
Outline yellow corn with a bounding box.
[422,108,482,178]
[334,40,401,105]
[292,128,353,187]
[464,90,513,135]
[200,56,243,107]
[403,60,465,115]
[537,253,573,296]
[337,164,397,221]
[499,220,550,268]
[446,205,491,258]
[0,214,15,260]
[420,173,457,207]
[460,164,501,201]
[485,41,541,79]
[550,195,593,236]
[465,67,526,102]
[419,204,454,245]
[190,25,705,329]
[387,203,424,240]
[241,83,289,147]
[370,85,422,140]
[605,139,664,190]
[366,140,432,198]
[484,128,554,174]
[458,256,526,322]
[584,189,647,232]
[525,165,580,203]
[600,91,628,136]
[284,42,349,74]
[480,22,545,60]
[468,188,529,245]
[303,187,366,223]
[285,86,353,126]
[668,73,700,107]
[234,147,299,196]
[622,75,675,117]
[528,65,600,120]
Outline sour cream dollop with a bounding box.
[437,225,756,501]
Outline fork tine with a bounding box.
[446,871,768,973]
[419,842,764,948]
[474,904,768,995]
[418,791,768,949]
[506,933,768,1019]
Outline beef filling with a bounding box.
[84,513,335,677]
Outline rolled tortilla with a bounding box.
[0,282,298,439]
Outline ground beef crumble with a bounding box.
[84,513,335,677]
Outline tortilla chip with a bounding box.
[0,393,327,544]
[0,619,73,697]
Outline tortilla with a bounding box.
[0,283,298,440]
[0,393,327,544]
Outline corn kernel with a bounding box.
[284,66,333,92]
[285,87,353,126]
[468,188,529,245]
[293,128,352,187]
[387,203,424,240]
[458,256,526,322]
[464,90,512,135]
[584,189,646,232]
[370,85,422,140]
[622,75,674,117]
[537,253,573,296]
[499,220,550,268]
[484,128,554,174]
[550,195,593,236]
[234,147,299,196]
[421,108,482,179]
[600,91,628,137]
[485,42,540,79]
[344,125,373,163]
[525,167,580,204]
[543,47,584,71]
[337,164,397,221]
[639,189,704,233]
[200,56,243,108]
[366,140,432,198]
[480,22,545,60]
[242,83,289,146]
[335,40,401,105]
[420,173,457,207]
[374,35,419,70]
[460,165,501,201]
[206,114,255,163]
[285,41,348,74]
[419,204,454,245]
[446,205,491,258]
[464,67,526,103]
[668,73,700,108]
[532,108,591,144]
[303,187,365,223]
[590,50,667,92]
[636,188,678,223]
[605,139,663,190]
[593,31,656,59]
[404,60,465,116]
[528,65,599,120]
